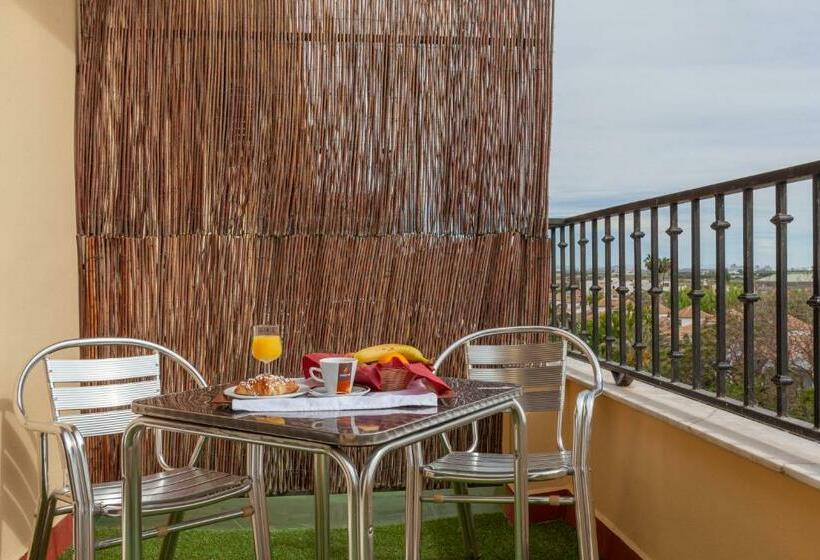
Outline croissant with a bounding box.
[235,374,299,396]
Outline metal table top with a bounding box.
[131,377,520,447]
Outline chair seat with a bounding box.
[422,450,572,483]
[55,466,252,516]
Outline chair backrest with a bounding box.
[17,338,208,476]
[17,338,206,438]
[434,326,577,452]
[45,353,161,437]
[465,338,567,414]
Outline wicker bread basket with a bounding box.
[378,366,416,391]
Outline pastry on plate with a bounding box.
[235,374,299,396]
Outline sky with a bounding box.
[549,0,820,269]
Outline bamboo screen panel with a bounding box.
[76,1,554,492]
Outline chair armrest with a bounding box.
[414,419,483,467]
[150,426,208,470]
[438,420,480,454]
[571,390,597,471]
[23,418,95,506]
[23,418,83,437]
[413,433,447,468]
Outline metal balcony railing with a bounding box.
[550,161,820,441]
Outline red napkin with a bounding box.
[301,353,452,396]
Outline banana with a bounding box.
[352,344,432,365]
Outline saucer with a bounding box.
[308,385,371,398]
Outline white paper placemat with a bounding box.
[233,407,439,420]
[231,385,438,413]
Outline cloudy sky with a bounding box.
[549,0,820,268]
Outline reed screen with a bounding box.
[76,0,554,492]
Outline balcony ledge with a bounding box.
[567,357,820,491]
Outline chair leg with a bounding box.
[247,444,272,559]
[452,482,480,559]
[404,444,423,560]
[72,507,95,560]
[157,511,184,560]
[574,471,599,560]
[28,495,56,560]
[59,428,95,560]
[573,393,599,560]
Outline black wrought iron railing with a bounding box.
[550,161,820,441]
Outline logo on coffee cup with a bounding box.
[338,363,353,392]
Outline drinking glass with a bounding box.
[251,325,282,375]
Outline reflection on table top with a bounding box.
[131,377,520,446]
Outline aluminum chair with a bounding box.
[405,326,604,560]
[16,338,271,560]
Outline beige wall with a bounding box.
[518,381,820,559]
[0,1,78,558]
[574,378,820,560]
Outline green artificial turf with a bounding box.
[59,513,577,559]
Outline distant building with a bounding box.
[675,305,715,337]
[757,271,813,288]
[678,305,714,326]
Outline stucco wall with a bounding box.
[0,1,78,558]
[573,378,820,559]
[517,380,820,559]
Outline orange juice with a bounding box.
[251,335,282,363]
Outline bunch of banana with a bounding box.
[352,344,432,365]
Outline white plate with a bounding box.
[308,385,371,398]
[224,381,310,400]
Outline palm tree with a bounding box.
[644,254,671,285]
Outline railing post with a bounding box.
[712,194,731,397]
[559,226,568,329]
[690,199,704,390]
[618,213,628,367]
[810,174,820,428]
[631,210,645,371]
[550,228,558,327]
[649,207,662,376]
[603,217,615,361]
[667,203,683,382]
[739,189,759,406]
[771,182,794,416]
[590,219,601,355]
[569,224,578,333]
[579,222,589,341]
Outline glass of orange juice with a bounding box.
[251,324,282,375]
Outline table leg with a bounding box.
[359,446,392,560]
[511,399,530,560]
[404,443,423,560]
[325,450,361,560]
[248,444,272,559]
[313,453,331,560]
[358,475,374,558]
[121,421,145,560]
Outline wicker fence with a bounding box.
[76,0,554,492]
